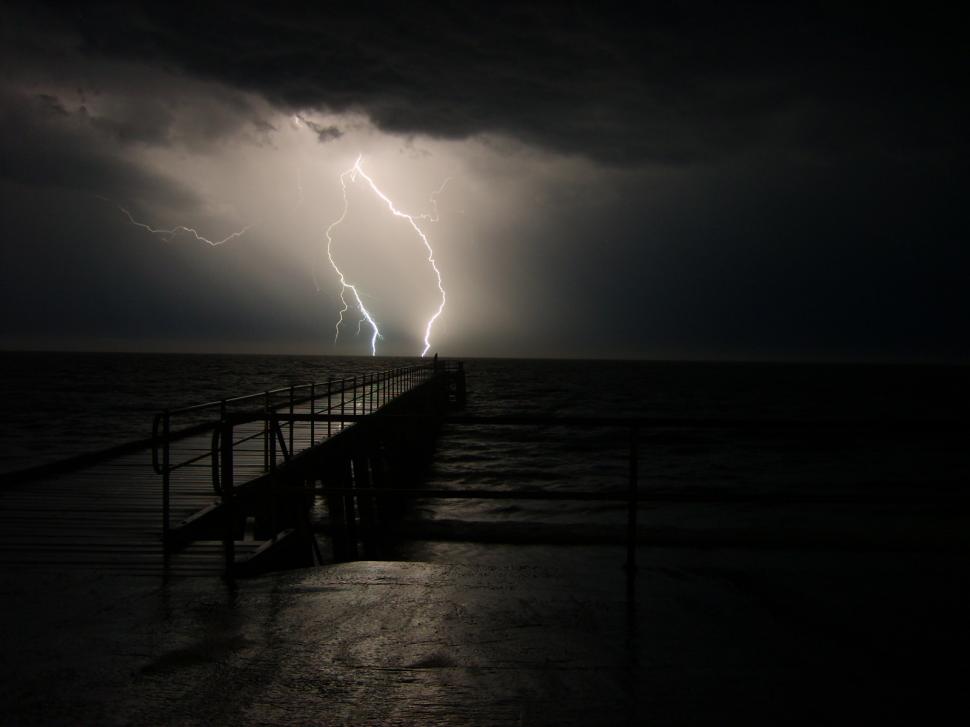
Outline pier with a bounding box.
[159,359,466,576]
[0,360,466,576]
[3,359,968,578]
[2,361,969,724]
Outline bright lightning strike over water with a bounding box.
[325,163,382,355]
[326,155,447,357]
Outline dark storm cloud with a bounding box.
[30,1,965,166]
[0,3,279,154]
[300,117,344,143]
[1,1,968,360]
[0,89,196,207]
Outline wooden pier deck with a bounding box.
[0,362,461,576]
[0,450,221,575]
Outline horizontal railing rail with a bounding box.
[151,364,460,471]
[155,360,460,554]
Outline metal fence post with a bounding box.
[263,390,271,471]
[162,410,170,563]
[328,376,334,437]
[310,382,316,444]
[626,425,639,577]
[221,421,235,578]
[269,413,278,540]
[288,385,295,455]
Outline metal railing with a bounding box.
[152,361,457,550]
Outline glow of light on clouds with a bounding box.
[79,97,597,356]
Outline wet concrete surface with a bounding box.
[0,549,966,725]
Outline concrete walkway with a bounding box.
[1,547,965,725]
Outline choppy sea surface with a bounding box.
[1,352,968,495]
[418,358,970,536]
[0,352,399,474]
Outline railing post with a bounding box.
[263,390,271,472]
[270,412,277,470]
[269,413,278,540]
[327,376,334,437]
[626,425,639,578]
[221,421,235,579]
[162,409,170,563]
[289,385,295,456]
[341,378,346,428]
[352,376,357,417]
[310,382,316,444]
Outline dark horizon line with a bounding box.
[1,345,967,368]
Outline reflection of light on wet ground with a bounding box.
[2,552,962,724]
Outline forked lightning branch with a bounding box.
[325,155,446,357]
[102,152,447,358]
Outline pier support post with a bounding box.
[343,457,359,560]
[626,425,639,581]
[353,446,379,558]
[161,410,170,566]
[323,462,349,562]
[455,363,467,408]
[221,422,236,578]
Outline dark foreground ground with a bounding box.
[1,543,966,726]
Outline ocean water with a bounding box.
[411,358,970,540]
[0,352,409,474]
[3,351,967,499]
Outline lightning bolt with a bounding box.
[326,155,447,357]
[100,165,306,249]
[325,160,382,355]
[98,196,253,246]
[98,145,446,357]
[426,178,451,224]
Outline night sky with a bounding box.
[1,2,967,361]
